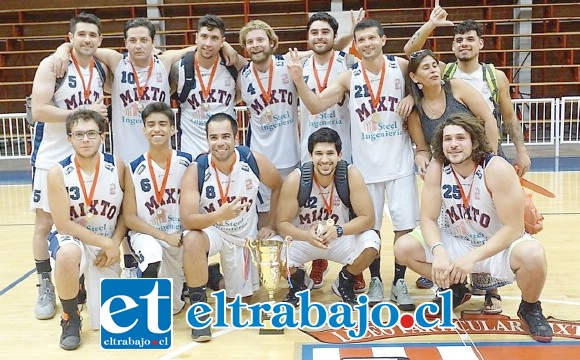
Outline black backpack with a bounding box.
[196,146,259,193]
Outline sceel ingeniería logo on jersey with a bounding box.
[100,278,172,350]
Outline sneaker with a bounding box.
[483,289,503,314]
[309,259,329,289]
[35,276,56,320]
[122,267,138,279]
[415,276,434,289]
[77,275,87,305]
[330,267,358,306]
[433,282,472,312]
[353,273,366,294]
[207,263,224,291]
[191,315,212,342]
[367,277,384,306]
[283,269,313,307]
[390,279,416,311]
[517,300,553,342]
[60,312,82,350]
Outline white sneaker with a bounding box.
[367,277,384,306]
[35,276,56,320]
[122,267,138,278]
[390,279,415,311]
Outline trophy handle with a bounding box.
[245,236,259,267]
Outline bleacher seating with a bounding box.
[0,0,578,114]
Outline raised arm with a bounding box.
[450,79,499,153]
[286,48,350,114]
[334,8,365,51]
[404,0,454,57]
[496,70,530,175]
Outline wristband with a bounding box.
[430,242,444,255]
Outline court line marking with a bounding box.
[0,267,35,296]
[158,328,234,360]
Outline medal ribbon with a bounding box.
[195,54,219,103]
[361,58,386,112]
[147,151,173,209]
[312,51,335,93]
[74,154,100,216]
[252,59,274,107]
[129,56,154,100]
[451,163,479,214]
[211,158,236,206]
[313,175,335,216]
[71,52,95,102]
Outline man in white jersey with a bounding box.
[404,0,531,309]
[301,11,368,294]
[404,1,530,175]
[30,13,109,320]
[287,18,419,310]
[123,102,192,315]
[180,113,283,342]
[394,113,552,343]
[278,127,380,307]
[171,14,247,158]
[47,109,125,350]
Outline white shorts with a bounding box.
[31,167,51,212]
[257,164,298,213]
[410,228,539,286]
[48,230,120,330]
[128,232,185,314]
[203,226,260,298]
[287,230,381,268]
[367,174,419,231]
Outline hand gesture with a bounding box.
[87,97,108,118]
[318,223,338,245]
[430,1,454,28]
[415,152,431,179]
[286,48,304,83]
[100,238,121,268]
[217,197,249,222]
[351,8,365,30]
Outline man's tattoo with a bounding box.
[504,121,525,146]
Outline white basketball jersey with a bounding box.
[452,66,494,112]
[441,157,504,248]
[239,55,299,168]
[294,169,351,231]
[198,147,260,246]
[58,152,123,242]
[300,51,352,164]
[348,55,414,183]
[176,54,236,158]
[31,59,105,170]
[128,150,192,236]
[111,54,170,163]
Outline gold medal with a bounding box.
[137,101,145,113]
[370,112,381,123]
[265,107,272,116]
[202,103,209,111]
[157,208,163,215]
[87,212,93,219]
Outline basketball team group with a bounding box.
[28,0,553,351]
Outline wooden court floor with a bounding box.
[1,171,579,359]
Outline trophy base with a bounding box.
[260,312,284,335]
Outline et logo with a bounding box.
[100,278,173,350]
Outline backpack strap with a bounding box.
[219,50,239,81]
[442,62,458,81]
[481,62,499,105]
[178,51,196,104]
[196,147,259,194]
[298,162,314,208]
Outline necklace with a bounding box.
[423,89,444,118]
